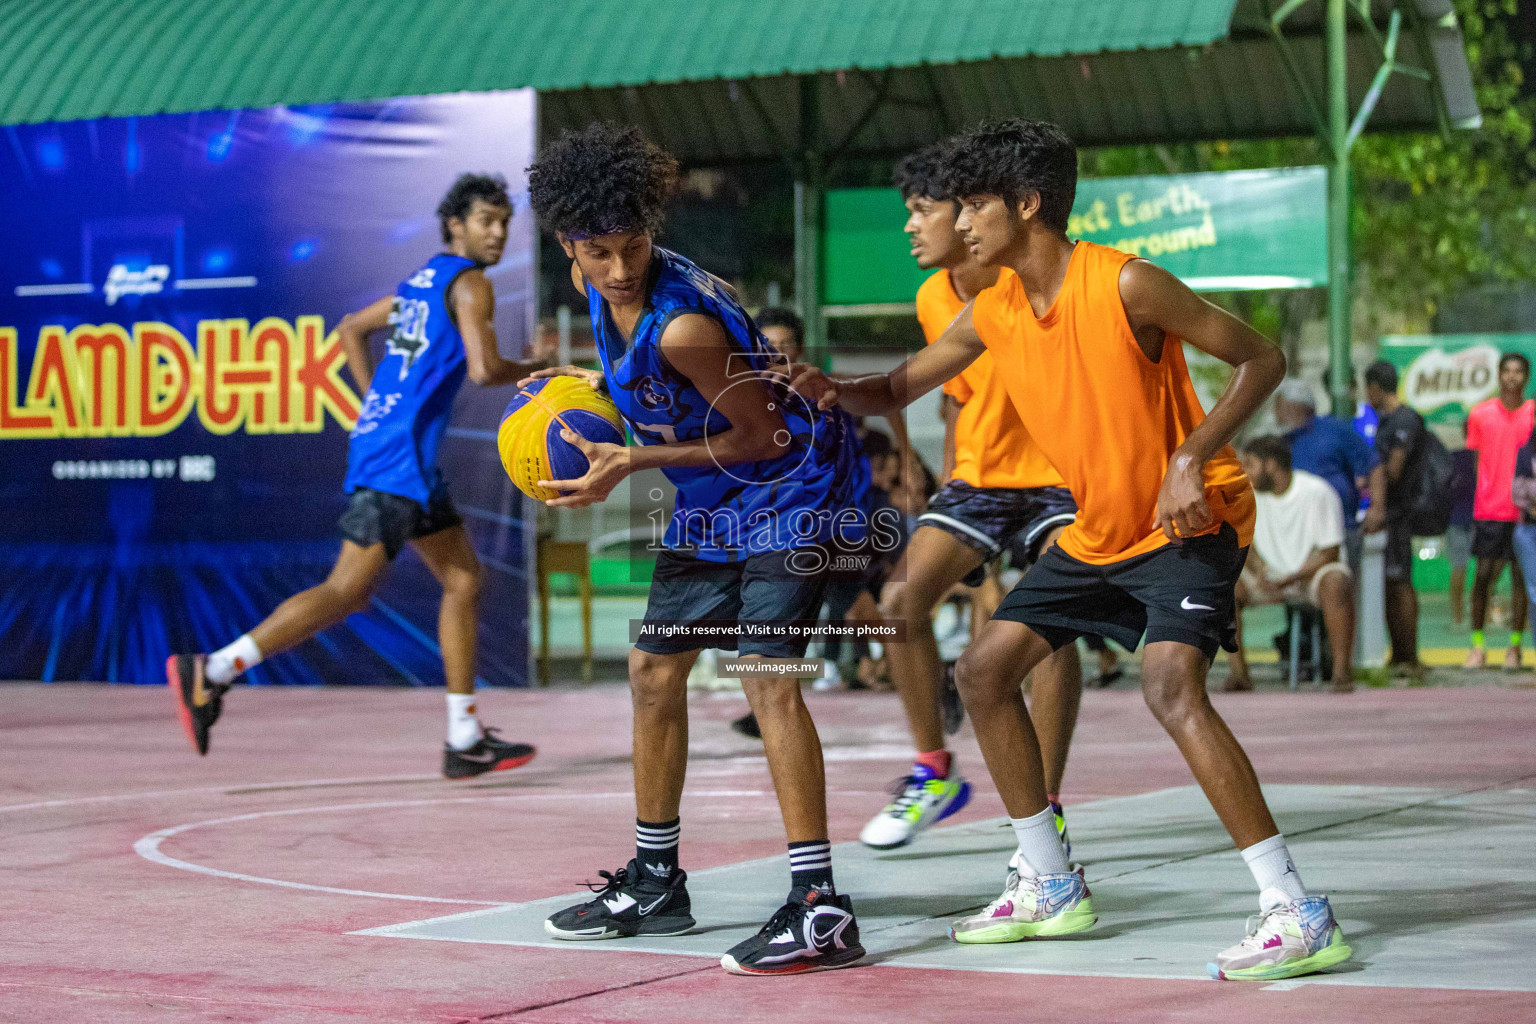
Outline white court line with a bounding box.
[0,773,444,815]
[131,789,798,904]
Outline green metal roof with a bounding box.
[0,0,1480,162]
[0,0,1239,126]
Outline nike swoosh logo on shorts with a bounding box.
[1181,597,1215,611]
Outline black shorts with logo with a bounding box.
[338,486,462,560]
[994,523,1247,660]
[636,547,832,659]
[918,482,1078,585]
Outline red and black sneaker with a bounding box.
[442,727,537,779]
[166,654,226,756]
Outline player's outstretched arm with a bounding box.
[1118,258,1286,540]
[788,304,986,415]
[453,269,549,387]
[335,295,394,392]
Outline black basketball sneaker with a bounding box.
[442,728,537,779]
[167,654,226,756]
[544,859,695,939]
[721,886,865,975]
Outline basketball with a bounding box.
[497,375,626,501]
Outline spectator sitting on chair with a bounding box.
[1272,377,1386,574]
[1227,436,1357,694]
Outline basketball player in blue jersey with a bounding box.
[168,174,542,780]
[525,124,871,976]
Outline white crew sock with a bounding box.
[446,693,483,750]
[206,635,262,686]
[1009,805,1071,878]
[1242,833,1308,909]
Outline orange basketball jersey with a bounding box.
[914,270,1063,491]
[969,242,1255,564]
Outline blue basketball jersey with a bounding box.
[588,247,864,560]
[344,253,478,504]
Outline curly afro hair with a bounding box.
[436,173,511,243]
[892,141,953,202]
[527,123,680,238]
[940,119,1077,233]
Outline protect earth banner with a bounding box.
[823,167,1327,306]
[0,91,537,685]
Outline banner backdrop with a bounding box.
[0,91,536,685]
[1380,333,1536,427]
[822,167,1328,306]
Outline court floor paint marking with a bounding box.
[353,783,1536,991]
[130,788,884,905]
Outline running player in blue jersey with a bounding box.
[526,124,871,976]
[168,174,543,779]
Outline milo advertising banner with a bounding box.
[1379,335,1536,427]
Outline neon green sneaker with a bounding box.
[858,764,971,850]
[1210,893,1353,981]
[949,870,1097,944]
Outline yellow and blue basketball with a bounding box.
[497,376,627,501]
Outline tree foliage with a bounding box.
[1083,0,1536,331]
[1352,0,1535,322]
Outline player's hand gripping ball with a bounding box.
[498,376,626,501]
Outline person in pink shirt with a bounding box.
[1464,352,1535,670]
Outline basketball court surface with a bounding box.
[3,681,1533,1023]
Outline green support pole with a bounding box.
[793,76,825,364]
[1327,0,1352,418]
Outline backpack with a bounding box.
[1406,430,1454,536]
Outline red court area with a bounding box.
[3,681,1533,1024]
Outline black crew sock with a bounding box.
[636,817,680,883]
[788,839,834,894]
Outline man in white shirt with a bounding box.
[1229,436,1356,693]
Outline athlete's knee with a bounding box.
[880,578,941,622]
[628,648,687,710]
[318,576,375,618]
[955,644,1009,706]
[1141,658,1209,730]
[742,677,805,721]
[441,560,484,603]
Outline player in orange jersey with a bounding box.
[792,120,1350,981]
[858,144,1083,857]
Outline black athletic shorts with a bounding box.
[1472,519,1517,561]
[636,547,831,659]
[339,486,462,560]
[994,522,1247,660]
[918,482,1077,586]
